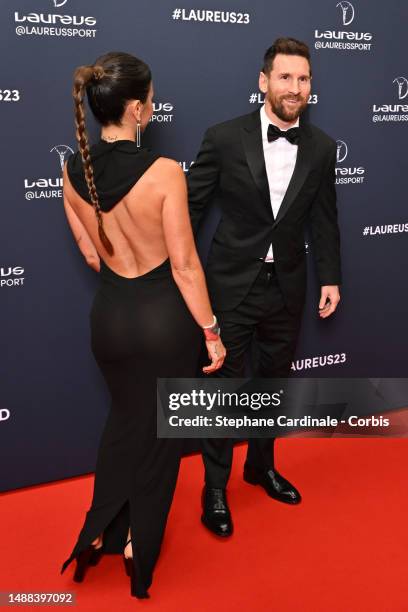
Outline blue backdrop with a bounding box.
[1,0,407,491]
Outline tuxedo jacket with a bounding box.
[187,109,341,315]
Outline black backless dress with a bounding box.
[61,141,202,597]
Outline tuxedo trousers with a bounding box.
[202,261,302,488]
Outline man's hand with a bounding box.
[318,285,340,318]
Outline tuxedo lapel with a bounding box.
[240,111,274,220]
[240,111,315,226]
[274,123,314,225]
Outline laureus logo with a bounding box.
[393,77,408,100]
[372,77,408,120]
[14,1,97,38]
[150,101,174,123]
[50,144,74,171]
[336,1,355,26]
[314,0,372,52]
[335,139,365,185]
[336,140,348,163]
[1,267,24,288]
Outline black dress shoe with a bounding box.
[201,487,233,537]
[243,464,302,505]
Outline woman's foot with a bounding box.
[91,535,103,549]
[73,537,103,582]
[123,532,147,598]
[124,529,133,559]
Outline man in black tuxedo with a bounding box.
[187,38,341,537]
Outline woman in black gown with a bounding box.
[60,52,225,599]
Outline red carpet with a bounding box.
[1,440,407,611]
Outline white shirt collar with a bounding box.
[260,104,300,142]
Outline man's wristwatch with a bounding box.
[203,315,221,341]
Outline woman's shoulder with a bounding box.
[138,157,186,202]
[147,157,186,191]
[151,156,183,175]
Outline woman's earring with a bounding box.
[136,121,141,148]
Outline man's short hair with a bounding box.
[262,37,312,76]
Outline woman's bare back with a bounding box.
[64,155,185,278]
[64,140,225,372]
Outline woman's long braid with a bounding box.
[72,65,114,256]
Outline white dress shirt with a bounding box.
[260,104,299,262]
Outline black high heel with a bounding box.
[88,546,103,566]
[123,539,150,599]
[73,542,103,582]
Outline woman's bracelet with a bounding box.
[202,315,221,340]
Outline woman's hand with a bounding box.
[202,338,226,374]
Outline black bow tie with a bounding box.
[267,123,300,145]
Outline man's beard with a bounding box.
[269,93,308,122]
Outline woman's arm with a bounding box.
[161,159,215,327]
[63,165,100,272]
[160,159,225,373]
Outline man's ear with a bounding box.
[259,71,268,94]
